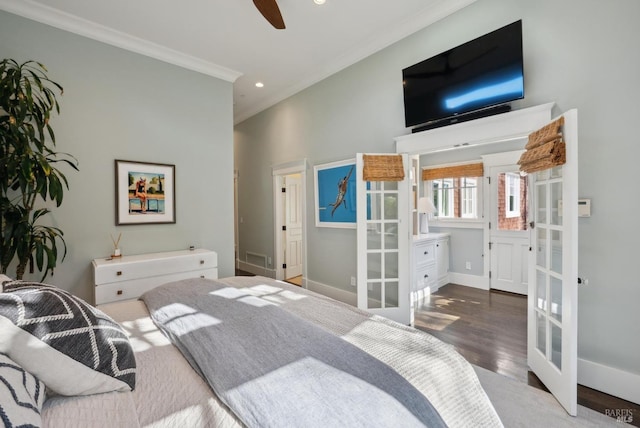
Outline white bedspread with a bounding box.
[42,276,502,427]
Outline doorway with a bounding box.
[273,160,307,285]
[488,164,529,294]
[283,173,303,282]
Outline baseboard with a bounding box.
[236,260,276,279]
[305,279,357,307]
[448,272,489,290]
[578,358,640,405]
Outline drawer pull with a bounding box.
[116,271,123,276]
[117,290,123,296]
[200,275,205,279]
[200,260,205,265]
[424,274,429,278]
[423,251,428,255]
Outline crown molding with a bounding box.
[0,0,242,82]
[234,0,477,123]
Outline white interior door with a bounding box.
[527,110,578,416]
[489,165,529,295]
[356,154,411,325]
[285,174,303,279]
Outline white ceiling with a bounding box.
[0,0,476,123]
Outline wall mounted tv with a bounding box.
[402,20,524,130]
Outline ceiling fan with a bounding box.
[253,0,286,29]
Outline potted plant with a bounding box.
[0,59,78,280]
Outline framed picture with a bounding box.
[115,160,176,225]
[314,159,356,228]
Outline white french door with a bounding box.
[356,153,411,325]
[527,109,578,416]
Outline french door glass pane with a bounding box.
[536,270,547,311]
[368,282,381,309]
[385,282,399,308]
[384,194,398,220]
[551,230,563,274]
[537,184,547,224]
[367,226,382,250]
[551,181,563,226]
[551,276,563,322]
[537,312,547,354]
[384,223,398,248]
[368,193,381,221]
[536,169,550,181]
[367,253,381,279]
[537,228,547,268]
[551,323,562,370]
[384,252,398,278]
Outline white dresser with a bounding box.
[92,249,218,305]
[412,233,449,304]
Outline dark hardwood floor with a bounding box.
[414,283,639,426]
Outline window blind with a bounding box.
[422,162,484,181]
[518,116,566,173]
[362,155,405,181]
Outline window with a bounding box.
[430,176,480,219]
[505,172,520,218]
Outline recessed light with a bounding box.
[255,82,264,88]
[314,0,325,5]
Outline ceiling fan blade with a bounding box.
[253,0,286,29]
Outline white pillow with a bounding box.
[0,274,12,292]
[0,352,45,427]
[0,281,136,396]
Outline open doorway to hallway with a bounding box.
[272,160,308,287]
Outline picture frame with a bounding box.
[115,160,176,225]
[314,158,356,228]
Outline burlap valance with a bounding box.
[362,155,405,182]
[519,116,566,173]
[422,162,484,181]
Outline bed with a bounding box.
[0,275,502,427]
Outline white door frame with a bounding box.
[273,159,308,282]
[482,151,528,294]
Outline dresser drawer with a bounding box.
[415,265,437,291]
[95,268,218,305]
[93,249,217,285]
[414,242,436,266]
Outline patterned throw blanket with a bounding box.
[142,278,447,428]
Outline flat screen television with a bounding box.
[402,20,524,129]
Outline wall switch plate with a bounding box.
[465,261,471,270]
[350,276,356,286]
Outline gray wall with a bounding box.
[0,11,235,303]
[235,0,640,381]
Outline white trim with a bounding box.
[430,219,484,229]
[305,279,357,307]
[0,0,242,82]
[395,103,555,155]
[448,272,489,290]
[578,358,640,405]
[236,260,276,279]
[481,150,525,167]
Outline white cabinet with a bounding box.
[411,234,449,304]
[92,249,218,305]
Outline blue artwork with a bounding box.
[316,162,356,225]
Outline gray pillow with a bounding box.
[0,282,136,396]
[0,352,45,427]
